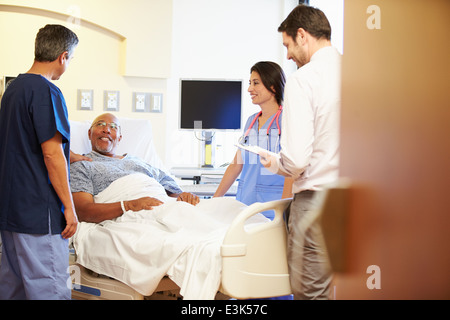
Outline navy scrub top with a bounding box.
[0,74,71,235]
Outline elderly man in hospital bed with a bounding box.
[69,113,269,299]
[70,113,200,223]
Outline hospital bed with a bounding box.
[68,117,292,300]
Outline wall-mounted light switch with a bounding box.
[132,92,163,113]
[78,89,93,110]
[104,90,120,111]
[132,92,150,112]
[136,93,146,110]
[150,93,163,113]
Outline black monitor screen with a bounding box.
[180,79,242,130]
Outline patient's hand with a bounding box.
[175,192,200,206]
[126,197,163,211]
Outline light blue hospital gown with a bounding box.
[70,151,183,196]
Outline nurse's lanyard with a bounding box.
[238,106,282,152]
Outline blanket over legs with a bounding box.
[72,173,267,299]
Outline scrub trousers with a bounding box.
[0,230,71,300]
[286,190,332,300]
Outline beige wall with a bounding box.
[0,0,171,157]
[0,0,299,167]
[334,0,450,299]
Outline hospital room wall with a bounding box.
[164,0,344,168]
[0,0,342,168]
[164,0,298,168]
[0,0,298,167]
[0,0,172,159]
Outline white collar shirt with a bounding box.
[276,46,342,193]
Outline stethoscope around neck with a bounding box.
[238,105,282,152]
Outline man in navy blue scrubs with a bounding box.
[0,25,79,299]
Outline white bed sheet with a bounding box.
[72,173,267,299]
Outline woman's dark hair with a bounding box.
[34,24,79,62]
[278,4,331,42]
[250,61,286,106]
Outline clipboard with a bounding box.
[234,143,267,155]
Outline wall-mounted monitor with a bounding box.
[179,79,242,130]
[1,76,17,96]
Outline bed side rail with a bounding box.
[220,198,292,299]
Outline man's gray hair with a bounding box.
[34,24,79,62]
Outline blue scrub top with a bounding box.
[0,74,70,235]
[236,112,284,219]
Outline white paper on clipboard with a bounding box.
[234,144,279,161]
[234,144,265,154]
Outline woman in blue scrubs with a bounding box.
[214,61,293,219]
